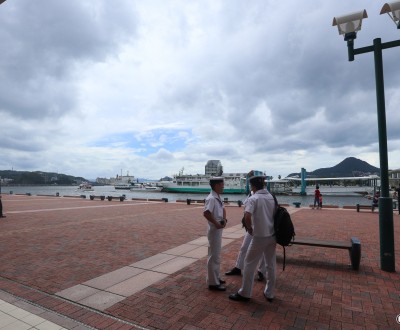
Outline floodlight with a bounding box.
[380,1,400,28]
[332,10,368,41]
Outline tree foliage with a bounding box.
[0,170,88,185]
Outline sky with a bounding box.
[0,0,399,181]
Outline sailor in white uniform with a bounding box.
[225,190,267,280]
[203,177,227,291]
[229,175,276,302]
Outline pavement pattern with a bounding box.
[0,194,399,329]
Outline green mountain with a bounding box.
[288,157,380,178]
[0,170,88,185]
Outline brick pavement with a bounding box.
[0,194,399,329]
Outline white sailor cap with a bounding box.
[249,175,266,184]
[209,176,224,183]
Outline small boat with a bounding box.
[78,182,94,191]
[130,183,162,192]
[114,182,133,190]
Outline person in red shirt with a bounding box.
[313,186,321,209]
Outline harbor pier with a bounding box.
[0,194,399,329]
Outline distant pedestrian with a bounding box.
[396,184,400,214]
[313,186,321,209]
[203,177,227,291]
[372,192,380,212]
[0,195,5,218]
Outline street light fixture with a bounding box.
[332,10,368,41]
[333,2,400,272]
[380,1,400,28]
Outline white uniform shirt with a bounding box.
[204,190,224,226]
[244,189,275,237]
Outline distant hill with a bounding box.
[0,170,89,185]
[287,157,380,178]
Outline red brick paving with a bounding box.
[0,194,399,329]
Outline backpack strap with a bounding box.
[271,193,286,271]
[271,193,278,216]
[282,246,286,271]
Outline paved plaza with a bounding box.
[0,194,399,329]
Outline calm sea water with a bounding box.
[1,185,371,207]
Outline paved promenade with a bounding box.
[0,194,399,329]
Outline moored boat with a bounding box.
[130,183,162,192]
[113,172,135,190]
[161,160,250,194]
[161,173,247,194]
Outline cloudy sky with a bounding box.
[1,0,399,181]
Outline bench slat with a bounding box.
[291,237,361,270]
[293,237,350,249]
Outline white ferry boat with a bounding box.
[161,161,252,194]
[161,173,247,194]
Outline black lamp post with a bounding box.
[333,2,400,272]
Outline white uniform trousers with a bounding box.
[207,225,223,285]
[235,232,267,274]
[238,236,276,299]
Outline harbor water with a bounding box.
[1,185,372,207]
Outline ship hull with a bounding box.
[161,186,245,194]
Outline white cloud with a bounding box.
[0,0,399,180]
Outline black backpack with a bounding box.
[272,194,295,270]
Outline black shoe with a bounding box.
[219,278,226,284]
[225,267,241,276]
[263,292,273,303]
[208,284,226,291]
[229,292,250,302]
[257,271,264,282]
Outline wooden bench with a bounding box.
[292,237,361,270]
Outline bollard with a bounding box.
[107,196,113,201]
[100,195,105,201]
[187,199,191,205]
[162,198,168,202]
[56,192,60,197]
[119,196,125,202]
[90,195,95,200]
[80,195,86,199]
[237,200,242,207]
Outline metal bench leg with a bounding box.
[349,237,361,270]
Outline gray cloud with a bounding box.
[0,0,399,180]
